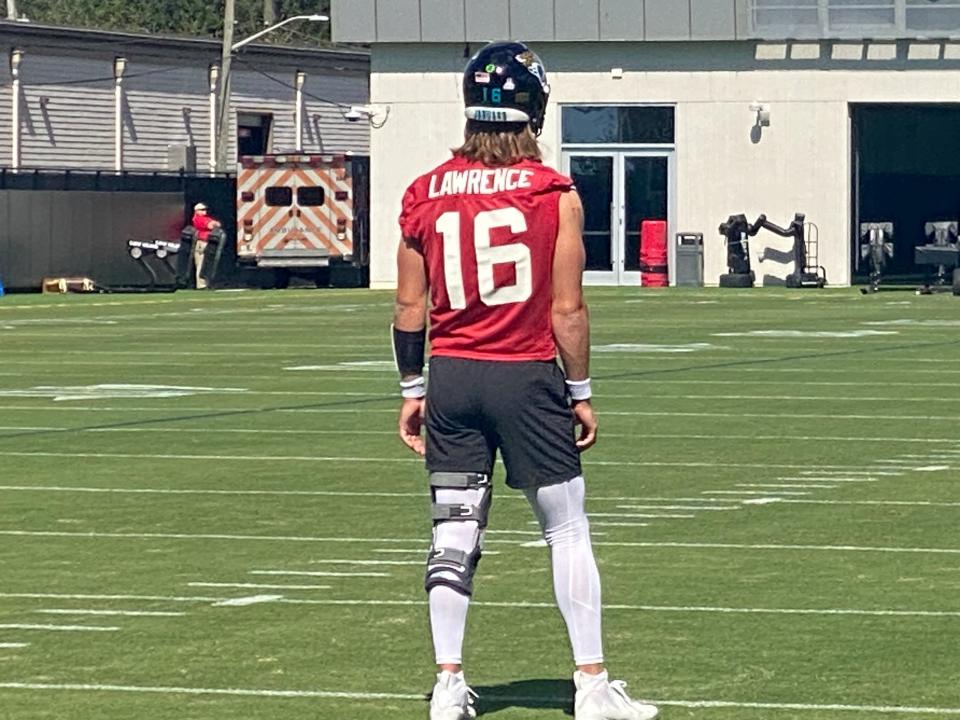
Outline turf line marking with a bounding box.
[213,595,283,607]
[777,477,877,483]
[800,470,902,476]
[0,682,958,714]
[268,598,960,619]
[703,490,811,496]
[5,426,960,445]
[0,451,867,471]
[737,483,837,489]
[588,513,695,519]
[782,499,960,507]
[615,505,739,511]
[8,406,960,422]
[0,593,222,603]
[5,530,959,554]
[4,595,960,618]
[33,609,184,617]
[0,643,29,648]
[0,624,119,632]
[306,559,425,566]
[187,583,331,591]
[249,570,391,578]
[591,522,651,527]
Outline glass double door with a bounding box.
[564,151,673,286]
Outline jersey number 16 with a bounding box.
[435,207,533,310]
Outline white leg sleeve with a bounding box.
[428,487,485,665]
[524,476,604,666]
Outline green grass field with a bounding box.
[0,287,958,720]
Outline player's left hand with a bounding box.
[398,398,426,456]
[571,399,598,451]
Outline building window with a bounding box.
[751,0,960,37]
[561,106,674,145]
[906,0,960,32]
[237,113,273,157]
[752,0,820,34]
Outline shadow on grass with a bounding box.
[472,678,573,717]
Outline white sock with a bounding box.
[524,476,604,666]
[429,585,470,665]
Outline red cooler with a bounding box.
[640,220,668,287]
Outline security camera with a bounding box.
[344,106,366,122]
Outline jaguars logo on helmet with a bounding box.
[463,41,550,136]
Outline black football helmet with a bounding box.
[462,41,550,136]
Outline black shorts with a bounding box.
[425,356,582,489]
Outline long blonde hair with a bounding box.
[452,121,542,167]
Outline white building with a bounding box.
[332,0,960,288]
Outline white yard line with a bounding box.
[702,490,812,496]
[0,681,957,714]
[615,505,740,511]
[0,624,119,632]
[307,559,425,566]
[776,475,878,483]
[187,583,331,591]
[590,522,651,527]
[0,643,29,648]
[3,426,959,445]
[3,530,958,555]
[587,513,695,519]
[213,595,284,607]
[0,593,221,603]
[248,570,390,578]
[779,499,960,507]
[33,609,184,617]
[0,451,875,472]
[799,470,902,476]
[5,405,960,421]
[3,593,959,619]
[737,483,838,489]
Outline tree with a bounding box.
[18,0,331,45]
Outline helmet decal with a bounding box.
[515,50,548,90]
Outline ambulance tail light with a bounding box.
[241,191,255,202]
[335,191,349,201]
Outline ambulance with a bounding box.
[235,154,369,285]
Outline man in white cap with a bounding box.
[191,202,221,289]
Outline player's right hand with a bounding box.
[571,399,598,451]
[398,398,426,456]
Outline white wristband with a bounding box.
[565,377,592,401]
[400,376,426,399]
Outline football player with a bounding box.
[393,41,659,720]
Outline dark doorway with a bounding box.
[237,113,273,157]
[852,104,960,283]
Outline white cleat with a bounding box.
[429,670,477,720]
[574,670,659,720]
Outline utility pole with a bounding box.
[6,0,17,20]
[215,0,236,173]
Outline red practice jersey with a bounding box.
[399,155,574,362]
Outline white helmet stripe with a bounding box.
[464,106,530,123]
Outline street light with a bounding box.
[215,12,328,173]
[231,14,328,52]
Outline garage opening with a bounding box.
[852,104,960,285]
